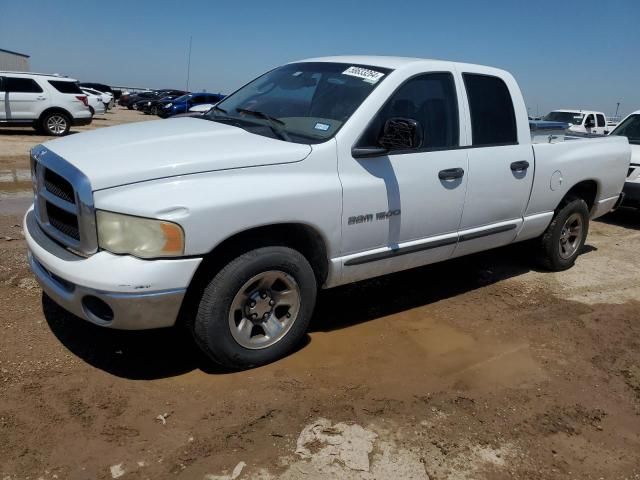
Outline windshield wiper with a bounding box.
[236,108,291,142]
[211,105,227,114]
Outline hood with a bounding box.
[43,118,312,190]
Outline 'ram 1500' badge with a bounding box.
[348,210,400,225]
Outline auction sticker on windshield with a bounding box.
[342,66,385,84]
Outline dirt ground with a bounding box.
[1,109,639,480]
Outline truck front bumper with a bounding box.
[24,208,202,330]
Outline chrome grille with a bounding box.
[43,169,75,204]
[46,203,80,240]
[31,145,98,255]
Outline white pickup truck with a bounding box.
[25,56,630,368]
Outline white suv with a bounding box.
[0,72,92,136]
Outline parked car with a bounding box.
[189,103,216,113]
[609,111,640,208]
[158,92,224,117]
[544,109,609,135]
[141,94,186,115]
[24,56,630,369]
[82,87,114,110]
[125,89,187,110]
[0,72,91,135]
[81,88,106,116]
[121,90,155,109]
[79,82,120,101]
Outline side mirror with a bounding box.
[378,117,422,151]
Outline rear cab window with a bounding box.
[596,114,606,127]
[463,73,517,146]
[48,80,83,94]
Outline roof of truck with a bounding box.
[552,109,605,115]
[296,55,506,74]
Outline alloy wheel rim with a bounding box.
[228,270,301,349]
[558,212,583,259]
[47,115,67,134]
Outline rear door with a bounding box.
[596,113,607,135]
[6,77,45,120]
[453,72,534,257]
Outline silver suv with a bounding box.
[0,72,92,136]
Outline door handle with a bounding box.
[510,160,530,171]
[36,96,46,101]
[438,167,465,180]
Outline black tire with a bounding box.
[537,196,589,271]
[89,106,95,116]
[151,106,158,115]
[192,246,317,369]
[127,105,133,110]
[40,111,71,136]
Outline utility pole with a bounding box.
[186,36,193,91]
[614,102,620,119]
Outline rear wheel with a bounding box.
[192,246,317,369]
[40,112,71,136]
[537,196,589,271]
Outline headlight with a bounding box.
[96,211,185,258]
[165,103,172,108]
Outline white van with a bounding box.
[544,109,608,135]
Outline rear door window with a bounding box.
[596,114,606,127]
[6,77,43,93]
[463,73,517,146]
[48,80,83,94]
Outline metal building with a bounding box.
[0,48,30,71]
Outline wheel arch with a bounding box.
[559,179,599,212]
[38,107,73,123]
[177,222,330,326]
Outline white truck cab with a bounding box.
[610,110,640,207]
[544,109,608,135]
[24,56,630,368]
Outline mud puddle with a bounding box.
[0,169,32,193]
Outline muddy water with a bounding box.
[0,168,32,192]
[0,169,33,216]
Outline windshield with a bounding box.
[205,62,392,144]
[611,114,640,145]
[543,111,584,125]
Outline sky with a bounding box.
[1,0,638,117]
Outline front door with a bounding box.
[6,77,45,120]
[339,72,468,283]
[584,113,596,135]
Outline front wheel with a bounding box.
[537,196,589,271]
[192,246,317,369]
